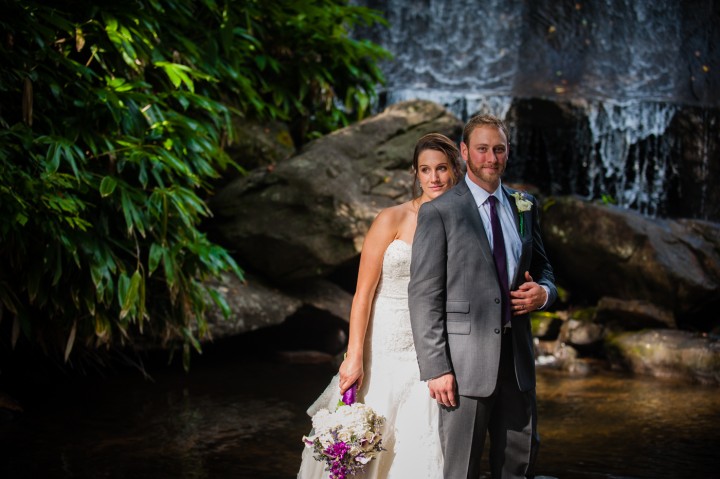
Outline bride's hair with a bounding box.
[411,133,463,198]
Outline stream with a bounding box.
[1,342,718,479]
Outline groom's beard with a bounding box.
[467,160,506,188]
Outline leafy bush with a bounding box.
[0,0,388,369]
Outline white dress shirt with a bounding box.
[465,175,521,286]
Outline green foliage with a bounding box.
[238,0,390,138]
[601,193,617,205]
[0,0,388,369]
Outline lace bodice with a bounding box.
[366,240,416,356]
[376,239,412,297]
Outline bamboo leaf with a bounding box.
[117,273,130,311]
[27,262,42,303]
[120,189,135,236]
[99,176,118,197]
[95,314,111,343]
[46,143,61,173]
[162,249,176,288]
[137,272,146,331]
[120,270,141,320]
[51,246,63,286]
[207,287,231,319]
[11,317,20,349]
[148,242,163,275]
[64,320,77,362]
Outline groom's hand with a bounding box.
[510,271,548,316]
[428,373,457,407]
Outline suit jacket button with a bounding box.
[494,298,500,304]
[494,328,501,334]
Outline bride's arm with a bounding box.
[338,208,397,394]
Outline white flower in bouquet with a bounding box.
[302,386,385,479]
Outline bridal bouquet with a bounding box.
[302,385,385,479]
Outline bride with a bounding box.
[298,133,463,478]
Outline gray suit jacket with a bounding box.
[408,180,557,397]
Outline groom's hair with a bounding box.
[462,114,509,146]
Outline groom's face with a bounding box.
[461,125,508,193]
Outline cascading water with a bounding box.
[353,0,719,220]
[584,100,677,215]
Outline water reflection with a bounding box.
[535,369,720,478]
[0,351,718,479]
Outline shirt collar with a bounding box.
[465,174,505,208]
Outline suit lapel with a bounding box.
[455,181,495,267]
[502,185,522,237]
[502,185,532,289]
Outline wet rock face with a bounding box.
[505,98,720,222]
[595,297,676,330]
[607,329,720,385]
[664,108,720,221]
[540,195,720,327]
[203,272,352,348]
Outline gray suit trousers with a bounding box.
[438,332,539,479]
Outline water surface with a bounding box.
[1,347,718,479]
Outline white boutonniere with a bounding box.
[511,192,532,235]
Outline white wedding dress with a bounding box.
[297,240,443,479]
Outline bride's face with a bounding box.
[417,149,454,200]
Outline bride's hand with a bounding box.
[338,355,363,394]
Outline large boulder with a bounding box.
[595,297,676,330]
[203,273,352,355]
[541,196,720,327]
[607,329,720,385]
[204,273,352,334]
[203,272,303,338]
[208,100,463,283]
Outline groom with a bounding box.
[409,114,557,479]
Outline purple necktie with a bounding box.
[488,196,511,327]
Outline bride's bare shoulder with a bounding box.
[370,201,416,244]
[376,201,415,222]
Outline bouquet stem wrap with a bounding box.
[341,384,357,406]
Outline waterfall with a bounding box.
[354,0,719,219]
[584,100,677,216]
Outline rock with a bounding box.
[560,319,605,356]
[531,311,564,340]
[665,108,720,221]
[273,306,349,355]
[0,391,23,421]
[595,297,676,329]
[541,195,720,328]
[607,329,720,385]
[535,338,558,357]
[208,99,463,283]
[203,272,303,339]
[540,341,595,376]
[204,117,296,202]
[202,273,352,352]
[285,278,352,323]
[221,117,296,183]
